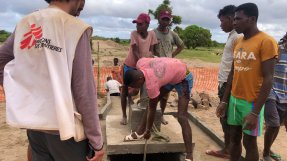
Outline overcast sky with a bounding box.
[0,0,286,42]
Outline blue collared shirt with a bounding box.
[269,45,287,104]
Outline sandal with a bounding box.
[124,131,144,142]
[270,152,283,161]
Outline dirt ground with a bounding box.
[84,39,287,160]
[0,40,286,160]
[189,104,287,160]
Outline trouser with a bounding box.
[27,130,89,161]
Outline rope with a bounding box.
[140,97,170,161]
[142,124,170,161]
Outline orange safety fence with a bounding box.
[190,68,219,93]
[0,66,219,102]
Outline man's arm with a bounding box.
[71,29,103,150]
[132,44,140,60]
[172,32,184,58]
[243,58,276,130]
[252,58,276,114]
[216,62,234,117]
[116,81,122,90]
[149,44,156,57]
[104,83,109,93]
[0,33,15,86]
[149,31,158,57]
[120,85,128,114]
[172,44,184,58]
[143,97,159,139]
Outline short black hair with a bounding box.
[217,5,236,18]
[279,32,287,44]
[107,76,112,81]
[124,70,141,86]
[235,3,259,21]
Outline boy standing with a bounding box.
[206,5,238,159]
[153,9,184,125]
[216,3,278,161]
[263,33,287,161]
[120,13,158,125]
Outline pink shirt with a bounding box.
[124,30,158,67]
[136,57,187,99]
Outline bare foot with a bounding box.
[205,149,230,159]
[120,117,127,125]
[161,116,168,125]
[185,153,193,161]
[261,156,273,161]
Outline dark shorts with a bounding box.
[123,64,136,77]
[122,64,136,86]
[164,73,193,98]
[218,82,230,134]
[264,99,287,127]
[27,130,89,161]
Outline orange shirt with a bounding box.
[111,66,122,84]
[231,32,278,102]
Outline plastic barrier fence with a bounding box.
[0,66,219,102]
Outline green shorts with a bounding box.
[227,95,264,136]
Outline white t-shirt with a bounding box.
[104,80,122,94]
[218,30,240,83]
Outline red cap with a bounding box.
[132,13,151,24]
[159,10,172,19]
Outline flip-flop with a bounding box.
[270,153,283,161]
[124,131,144,142]
[205,150,230,159]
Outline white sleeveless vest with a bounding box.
[4,7,92,141]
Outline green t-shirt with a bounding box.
[153,28,184,58]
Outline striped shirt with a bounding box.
[269,45,287,103]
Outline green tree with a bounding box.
[148,0,182,26]
[114,37,121,43]
[173,26,184,40]
[0,30,11,42]
[211,40,225,47]
[182,25,212,49]
[173,26,183,34]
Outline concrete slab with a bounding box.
[109,96,122,115]
[106,115,185,155]
[128,104,162,131]
[99,95,111,120]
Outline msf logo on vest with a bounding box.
[234,48,257,72]
[20,24,62,52]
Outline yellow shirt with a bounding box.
[231,31,278,102]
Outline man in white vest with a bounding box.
[0,0,104,160]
